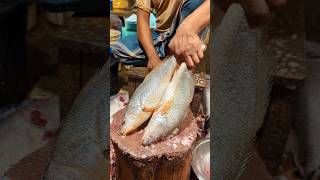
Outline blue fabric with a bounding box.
[121,26,137,38]
[112,31,168,65]
[111,0,205,66]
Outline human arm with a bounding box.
[215,0,287,27]
[168,0,210,68]
[169,0,287,68]
[137,8,161,70]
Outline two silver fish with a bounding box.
[118,56,195,145]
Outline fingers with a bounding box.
[189,44,201,65]
[169,37,182,57]
[216,0,287,27]
[185,55,194,68]
[191,36,203,65]
[147,62,153,71]
[241,0,274,27]
[169,33,205,68]
[147,61,154,71]
[147,56,162,70]
[198,45,205,59]
[267,0,287,10]
[192,53,200,64]
[243,0,287,27]
[184,44,202,68]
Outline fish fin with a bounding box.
[142,94,160,111]
[143,75,172,109]
[142,105,159,112]
[159,99,174,114]
[118,126,129,136]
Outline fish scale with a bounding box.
[46,62,109,179]
[211,3,273,179]
[142,63,195,145]
[119,56,177,135]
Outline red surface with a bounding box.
[30,110,47,128]
[5,142,54,180]
[205,162,210,179]
[111,108,199,160]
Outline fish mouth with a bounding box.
[142,140,150,146]
[142,134,156,146]
[142,131,165,146]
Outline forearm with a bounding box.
[137,9,158,58]
[213,0,286,27]
[180,0,210,34]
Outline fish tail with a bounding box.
[142,106,158,112]
[117,125,132,136]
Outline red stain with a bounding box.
[205,169,210,179]
[205,163,210,179]
[30,110,47,127]
[119,96,125,102]
[42,131,54,141]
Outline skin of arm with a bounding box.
[180,0,210,35]
[215,0,287,27]
[137,8,162,70]
[170,0,286,67]
[169,0,210,68]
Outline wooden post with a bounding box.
[111,109,201,180]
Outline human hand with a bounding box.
[168,24,205,68]
[216,0,286,27]
[147,55,162,70]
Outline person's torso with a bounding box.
[151,0,182,32]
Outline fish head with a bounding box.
[118,111,151,136]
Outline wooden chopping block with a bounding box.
[110,109,201,180]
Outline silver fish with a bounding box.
[142,63,195,145]
[203,74,210,119]
[211,4,272,179]
[118,57,177,135]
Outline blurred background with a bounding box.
[0,0,107,178]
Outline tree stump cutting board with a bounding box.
[110,108,202,180]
